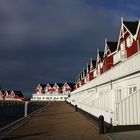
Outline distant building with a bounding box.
[0,90,25,101]
[31,82,75,101]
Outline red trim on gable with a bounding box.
[77,83,80,88]
[103,55,113,72]
[126,41,138,58]
[47,85,54,93]
[65,87,71,92]
[89,71,93,81]
[119,30,138,58]
[58,88,62,93]
[81,79,85,86]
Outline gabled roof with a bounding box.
[47,84,54,87]
[80,71,83,79]
[88,65,90,70]
[13,91,24,97]
[0,91,5,94]
[83,69,87,77]
[5,90,11,94]
[40,84,47,89]
[67,83,75,88]
[87,64,90,73]
[99,51,104,60]
[96,51,104,68]
[66,83,75,90]
[123,21,139,35]
[81,70,84,78]
[107,41,118,53]
[56,83,64,88]
[50,84,54,87]
[91,60,96,69]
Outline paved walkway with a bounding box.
[2,102,109,140]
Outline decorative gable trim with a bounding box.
[123,24,136,39]
[134,21,140,40]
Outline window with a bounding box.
[116,89,122,103]
[126,36,133,48]
[129,87,132,94]
[128,85,137,95]
[120,41,125,51]
[133,86,137,92]
[120,41,126,59]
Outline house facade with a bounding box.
[45,84,54,94]
[68,18,140,126]
[89,59,96,81]
[102,40,118,72]
[31,82,74,101]
[0,90,25,101]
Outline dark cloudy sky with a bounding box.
[0,0,139,97]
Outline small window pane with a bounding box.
[126,36,133,48]
[133,86,137,92]
[120,42,125,50]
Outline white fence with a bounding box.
[68,89,140,126]
[116,90,140,125]
[68,91,113,124]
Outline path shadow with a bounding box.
[2,132,49,140]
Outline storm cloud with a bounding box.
[0,0,139,96]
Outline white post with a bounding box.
[24,101,29,117]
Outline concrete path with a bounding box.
[2,102,109,140]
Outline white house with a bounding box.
[31,82,75,101]
[67,18,140,126]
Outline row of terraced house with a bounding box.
[68,18,140,126]
[0,90,25,101]
[31,82,75,101]
[74,18,140,90]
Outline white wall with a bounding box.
[31,94,68,101]
[68,52,140,126]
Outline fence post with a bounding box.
[24,101,29,117]
[75,105,78,112]
[110,117,113,128]
[99,115,104,134]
